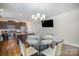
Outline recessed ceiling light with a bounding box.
[0,9,4,12]
[19,13,22,16]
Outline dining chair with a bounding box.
[25,35,39,56]
[55,42,63,56]
[41,41,63,56]
[25,47,38,56]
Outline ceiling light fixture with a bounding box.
[31,3,46,20]
[32,13,45,20]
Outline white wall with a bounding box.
[26,9,79,47]
[26,20,54,36]
[50,9,79,47]
[26,20,42,36]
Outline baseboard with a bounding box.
[64,42,79,48]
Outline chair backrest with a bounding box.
[46,35,53,38]
[52,45,57,55]
[55,42,63,56]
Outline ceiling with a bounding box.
[0,3,79,20]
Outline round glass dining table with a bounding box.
[26,37,53,55]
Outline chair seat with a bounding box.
[41,47,55,56]
[25,47,38,56]
[41,41,63,56]
[27,39,38,45]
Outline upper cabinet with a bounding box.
[0,20,26,29]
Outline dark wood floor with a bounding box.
[0,39,21,56]
[0,40,79,56]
